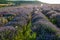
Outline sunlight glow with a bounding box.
[38,0,60,4]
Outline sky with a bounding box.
[38,0,60,4]
[7,0,36,1]
[7,0,60,4]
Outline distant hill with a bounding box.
[0,1,46,5]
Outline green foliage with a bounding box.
[0,14,16,26]
[7,16,14,21]
[13,20,36,40]
[45,15,57,25]
[56,33,60,39]
[0,30,15,40]
[13,13,36,40]
[0,21,36,40]
[0,6,6,8]
[0,14,36,40]
[0,17,8,26]
[4,14,16,21]
[50,18,57,24]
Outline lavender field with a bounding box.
[0,4,60,40]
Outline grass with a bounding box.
[13,21,36,40]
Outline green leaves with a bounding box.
[13,20,36,40]
[12,14,36,40]
[50,18,57,24]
